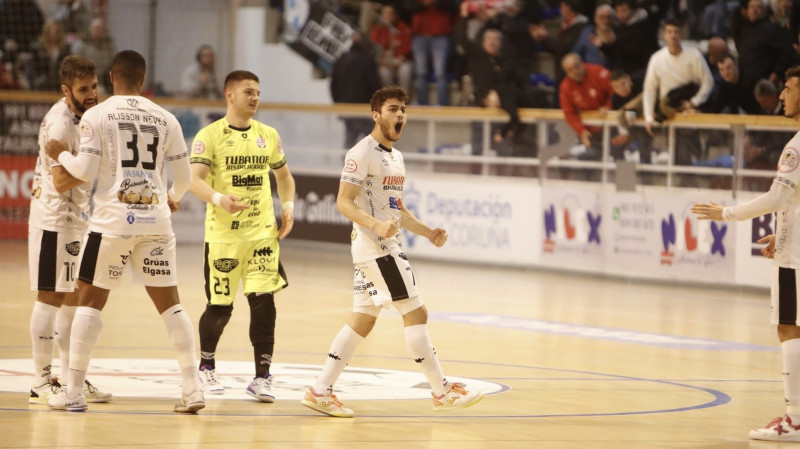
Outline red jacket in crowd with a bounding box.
[559,63,613,135]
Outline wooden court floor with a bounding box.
[0,239,790,448]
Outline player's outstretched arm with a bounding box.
[189,163,249,214]
[337,181,398,238]
[692,181,791,222]
[273,164,295,240]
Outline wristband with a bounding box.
[282,200,294,211]
[211,192,223,207]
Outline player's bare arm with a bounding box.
[398,198,447,247]
[337,181,398,238]
[273,163,296,240]
[190,162,250,214]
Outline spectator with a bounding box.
[703,0,741,37]
[181,45,222,99]
[0,59,22,90]
[483,0,537,69]
[713,54,762,113]
[601,0,659,82]
[642,18,714,166]
[408,0,458,105]
[0,0,44,53]
[558,53,615,159]
[330,31,383,148]
[610,69,654,163]
[572,4,615,68]
[754,79,785,114]
[50,0,91,45]
[643,19,714,130]
[738,0,793,95]
[530,0,589,84]
[370,4,413,92]
[30,20,70,92]
[71,17,116,95]
[1,37,31,90]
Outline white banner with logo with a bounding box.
[401,173,541,265]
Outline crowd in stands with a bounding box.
[4,0,800,168]
[329,0,800,166]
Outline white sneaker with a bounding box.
[432,382,484,411]
[47,391,88,412]
[246,374,275,403]
[749,415,800,441]
[198,365,224,395]
[29,379,64,405]
[174,389,205,413]
[82,380,112,403]
[300,387,354,418]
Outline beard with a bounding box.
[67,90,94,116]
[379,120,403,142]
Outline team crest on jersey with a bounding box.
[344,159,358,173]
[213,258,240,273]
[193,141,205,154]
[65,241,80,256]
[780,147,800,173]
[127,98,139,107]
[256,136,266,148]
[80,122,94,143]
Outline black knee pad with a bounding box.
[247,293,276,345]
[199,304,233,338]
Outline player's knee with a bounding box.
[200,304,233,334]
[247,293,276,342]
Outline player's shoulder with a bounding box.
[196,117,228,139]
[251,119,278,136]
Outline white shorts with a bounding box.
[353,253,423,317]
[28,227,85,292]
[79,232,178,289]
[771,265,800,325]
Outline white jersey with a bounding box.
[79,95,188,235]
[340,134,405,263]
[774,131,800,269]
[29,99,91,232]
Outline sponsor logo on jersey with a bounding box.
[344,159,358,173]
[65,241,80,256]
[389,197,401,210]
[231,221,239,230]
[213,258,240,273]
[193,141,205,154]
[150,247,164,256]
[232,174,263,187]
[225,155,269,166]
[127,212,135,224]
[253,247,273,257]
[256,136,266,148]
[121,254,130,265]
[780,147,800,173]
[382,175,404,191]
[127,98,139,107]
[80,122,94,143]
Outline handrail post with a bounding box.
[731,123,744,200]
[667,123,675,188]
[482,119,491,175]
[601,121,610,184]
[427,118,436,172]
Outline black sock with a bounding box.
[248,292,276,378]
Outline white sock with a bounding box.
[67,307,103,399]
[404,324,448,396]
[55,305,77,381]
[784,338,800,422]
[313,325,363,394]
[161,304,199,396]
[30,301,59,387]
